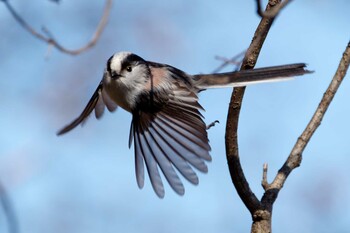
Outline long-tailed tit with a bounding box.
[58,52,311,198]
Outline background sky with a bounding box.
[1,0,350,232]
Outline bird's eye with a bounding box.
[126,66,132,72]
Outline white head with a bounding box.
[104,52,150,89]
[102,52,152,111]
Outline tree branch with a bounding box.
[0,180,19,233]
[226,1,349,230]
[256,0,292,18]
[2,0,112,55]
[225,0,281,217]
[261,163,269,191]
[261,40,350,206]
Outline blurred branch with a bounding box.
[261,40,350,202]
[0,180,19,233]
[2,0,113,55]
[212,50,246,73]
[48,0,60,4]
[256,0,292,18]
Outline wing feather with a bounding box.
[148,125,199,185]
[95,94,105,119]
[135,123,165,198]
[131,82,211,196]
[57,82,118,135]
[57,82,103,135]
[133,124,145,189]
[158,112,211,160]
[102,89,118,112]
[142,126,185,195]
[160,110,208,145]
[152,117,209,172]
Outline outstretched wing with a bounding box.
[131,86,211,198]
[57,81,118,135]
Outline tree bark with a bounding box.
[225,1,350,232]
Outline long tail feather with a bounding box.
[193,63,313,89]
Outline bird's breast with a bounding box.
[102,78,137,113]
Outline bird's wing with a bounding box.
[57,81,118,135]
[131,85,211,198]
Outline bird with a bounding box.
[57,52,312,198]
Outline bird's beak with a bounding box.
[111,72,123,79]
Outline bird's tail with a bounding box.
[193,63,312,89]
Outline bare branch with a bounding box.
[2,0,113,55]
[0,180,19,233]
[256,0,293,18]
[264,41,350,197]
[225,0,282,216]
[226,1,349,231]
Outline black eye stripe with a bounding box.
[121,62,131,71]
[107,55,113,74]
[107,53,146,76]
[121,53,145,71]
[125,54,144,64]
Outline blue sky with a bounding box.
[1,1,350,232]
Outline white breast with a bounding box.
[102,78,131,112]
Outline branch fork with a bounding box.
[225,0,350,232]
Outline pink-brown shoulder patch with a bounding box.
[147,66,169,90]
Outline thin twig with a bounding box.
[261,163,269,191]
[2,0,112,55]
[206,120,220,130]
[256,0,264,17]
[264,41,350,196]
[0,180,19,233]
[212,50,246,73]
[256,0,292,18]
[215,56,241,66]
